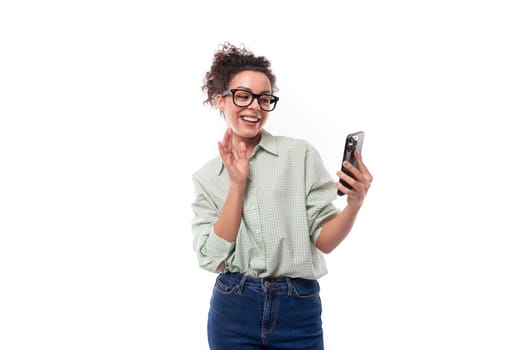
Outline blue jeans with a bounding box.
[208,272,324,350]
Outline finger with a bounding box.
[354,150,373,181]
[337,169,357,189]
[354,148,362,160]
[218,141,233,167]
[343,158,371,186]
[341,161,361,180]
[335,181,350,195]
[338,166,368,192]
[218,141,227,158]
[336,180,364,199]
[221,129,233,155]
[228,129,237,154]
[237,141,247,160]
[217,141,227,163]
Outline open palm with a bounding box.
[218,128,249,184]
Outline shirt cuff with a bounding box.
[207,229,235,259]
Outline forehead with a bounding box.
[229,70,272,91]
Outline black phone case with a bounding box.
[338,131,365,196]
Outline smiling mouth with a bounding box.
[241,116,260,123]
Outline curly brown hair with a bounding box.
[202,42,277,107]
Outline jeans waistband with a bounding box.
[222,272,295,293]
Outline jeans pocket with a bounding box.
[213,274,239,296]
[291,279,320,299]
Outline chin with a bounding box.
[240,131,261,139]
[236,125,262,137]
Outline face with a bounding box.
[217,70,273,142]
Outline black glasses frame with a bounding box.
[222,89,279,112]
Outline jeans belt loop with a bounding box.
[237,274,248,295]
[285,277,293,296]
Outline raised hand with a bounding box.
[217,128,249,185]
[336,149,373,207]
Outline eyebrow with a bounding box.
[234,86,273,94]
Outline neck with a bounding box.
[233,132,262,158]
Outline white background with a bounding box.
[1,1,524,349]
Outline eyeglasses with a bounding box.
[222,89,279,112]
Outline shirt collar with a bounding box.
[217,129,279,175]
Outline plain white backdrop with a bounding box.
[1,1,524,349]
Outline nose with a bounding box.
[248,97,261,110]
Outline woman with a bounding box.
[191,42,373,350]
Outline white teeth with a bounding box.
[242,116,259,122]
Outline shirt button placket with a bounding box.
[246,160,264,272]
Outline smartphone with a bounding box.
[337,131,365,196]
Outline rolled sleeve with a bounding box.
[194,228,235,272]
[191,174,235,272]
[308,183,339,245]
[304,144,340,244]
[206,229,235,259]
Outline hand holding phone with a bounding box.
[337,131,365,196]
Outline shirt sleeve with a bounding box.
[303,143,340,244]
[191,175,235,272]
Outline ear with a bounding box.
[215,94,224,111]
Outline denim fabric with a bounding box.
[208,272,324,350]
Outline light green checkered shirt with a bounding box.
[191,130,340,280]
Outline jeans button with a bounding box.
[264,280,276,287]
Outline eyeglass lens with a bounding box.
[232,90,277,111]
